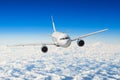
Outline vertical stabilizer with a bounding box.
[51,16,56,32]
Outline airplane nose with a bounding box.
[64,39,71,47]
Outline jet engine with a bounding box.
[77,40,85,47]
[41,46,48,53]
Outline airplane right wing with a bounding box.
[71,29,108,41]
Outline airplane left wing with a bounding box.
[72,29,108,41]
[7,42,55,47]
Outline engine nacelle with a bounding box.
[41,46,48,53]
[77,40,85,47]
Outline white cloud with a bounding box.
[0,41,120,79]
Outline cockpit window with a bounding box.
[65,37,70,39]
[60,37,70,40]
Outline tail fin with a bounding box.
[51,16,56,32]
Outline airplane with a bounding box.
[11,16,108,53]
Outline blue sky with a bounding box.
[0,0,120,45]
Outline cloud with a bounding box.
[0,41,120,79]
[0,41,120,64]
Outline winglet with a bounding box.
[51,16,56,32]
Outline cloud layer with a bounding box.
[0,42,120,80]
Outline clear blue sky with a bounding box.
[0,0,120,45]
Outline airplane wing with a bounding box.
[8,42,55,47]
[72,29,108,41]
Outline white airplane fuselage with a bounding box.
[52,32,71,47]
